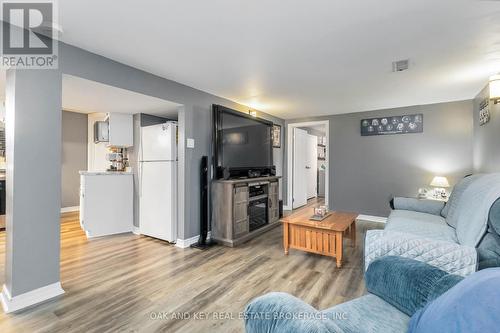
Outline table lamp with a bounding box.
[430,176,450,198]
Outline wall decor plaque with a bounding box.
[272,124,281,148]
[361,114,423,136]
[479,99,490,126]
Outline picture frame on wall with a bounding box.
[479,99,490,126]
[360,113,423,136]
[272,124,281,148]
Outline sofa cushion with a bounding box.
[323,294,410,333]
[386,210,458,243]
[477,198,500,269]
[442,174,482,223]
[244,292,344,333]
[364,230,477,276]
[392,197,445,215]
[454,173,500,246]
[365,256,463,316]
[487,198,500,236]
[408,268,500,333]
[477,231,500,269]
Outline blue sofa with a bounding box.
[244,256,500,333]
[365,174,500,276]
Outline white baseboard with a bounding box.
[1,282,64,313]
[175,235,199,248]
[132,226,140,235]
[60,206,79,213]
[283,205,292,211]
[175,232,212,249]
[357,214,387,224]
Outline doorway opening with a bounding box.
[61,74,184,241]
[286,121,329,210]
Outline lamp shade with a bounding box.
[491,74,500,101]
[430,176,450,188]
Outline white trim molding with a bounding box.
[132,226,140,235]
[175,232,212,249]
[1,282,64,313]
[356,214,388,224]
[175,235,199,248]
[60,206,79,213]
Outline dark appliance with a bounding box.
[213,104,275,179]
[0,179,5,215]
[248,183,269,232]
[191,156,215,250]
[0,179,4,230]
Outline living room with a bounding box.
[0,1,500,333]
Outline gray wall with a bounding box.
[473,84,500,173]
[61,111,87,208]
[5,69,62,297]
[286,100,474,217]
[58,43,285,239]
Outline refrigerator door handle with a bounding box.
[139,163,143,197]
[139,127,143,162]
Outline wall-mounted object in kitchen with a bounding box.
[93,113,133,148]
[94,121,109,143]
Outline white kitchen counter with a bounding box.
[79,171,132,176]
[80,171,133,238]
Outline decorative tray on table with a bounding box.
[309,212,332,221]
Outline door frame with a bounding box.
[285,120,329,211]
[292,128,308,209]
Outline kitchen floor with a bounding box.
[0,209,382,333]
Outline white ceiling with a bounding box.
[57,0,500,119]
[62,75,181,117]
[4,1,500,120]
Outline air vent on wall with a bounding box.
[392,59,410,72]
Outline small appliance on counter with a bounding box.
[106,148,128,172]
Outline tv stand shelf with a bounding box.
[212,176,281,247]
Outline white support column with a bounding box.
[1,69,64,313]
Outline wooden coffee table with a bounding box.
[281,210,358,268]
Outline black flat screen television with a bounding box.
[213,105,275,179]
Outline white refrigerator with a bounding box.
[139,122,177,242]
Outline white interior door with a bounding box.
[293,128,308,209]
[306,134,318,199]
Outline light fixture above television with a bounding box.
[490,74,500,104]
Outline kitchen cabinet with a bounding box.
[79,171,133,238]
[107,113,133,147]
[93,113,133,147]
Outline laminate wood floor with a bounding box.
[0,205,383,333]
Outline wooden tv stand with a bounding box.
[211,176,281,247]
